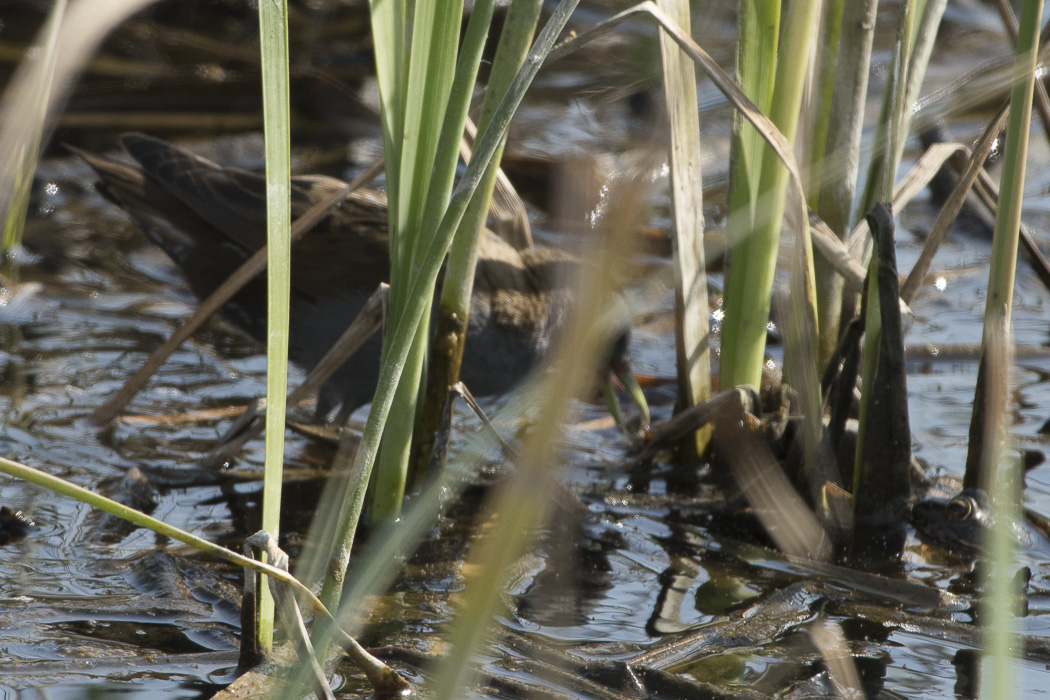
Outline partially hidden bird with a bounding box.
[72,133,648,424]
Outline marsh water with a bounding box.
[3,1,1050,697]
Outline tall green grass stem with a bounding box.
[979,309,1021,699]
[813,0,876,365]
[859,0,938,217]
[371,0,465,520]
[418,2,497,240]
[981,4,1041,332]
[804,0,844,368]
[718,0,777,392]
[963,0,1042,491]
[982,449,1024,698]
[852,0,946,505]
[418,0,541,483]
[368,0,405,267]
[257,0,291,651]
[720,0,820,393]
[439,0,542,362]
[970,29,1043,688]
[802,0,843,212]
[0,456,303,592]
[318,0,582,609]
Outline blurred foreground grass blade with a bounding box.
[257,0,291,653]
[317,0,582,609]
[2,0,164,259]
[657,0,710,458]
[427,154,649,700]
[2,0,66,257]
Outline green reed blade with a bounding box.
[257,0,291,652]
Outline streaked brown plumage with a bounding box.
[73,134,637,418]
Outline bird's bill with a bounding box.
[602,362,650,436]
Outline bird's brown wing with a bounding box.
[118,133,393,299]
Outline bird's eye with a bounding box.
[946,497,974,521]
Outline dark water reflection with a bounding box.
[2,0,1050,697]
